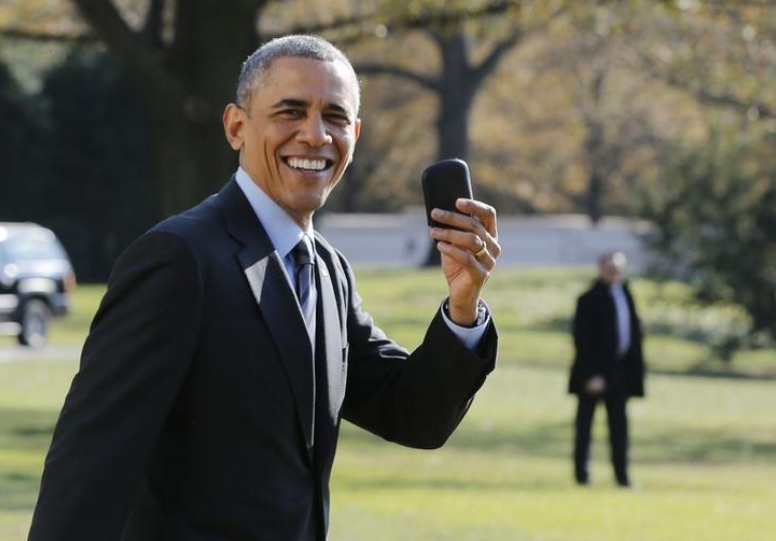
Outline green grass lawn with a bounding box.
[2,267,775,540]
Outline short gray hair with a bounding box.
[598,251,627,268]
[235,34,360,112]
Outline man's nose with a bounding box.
[298,113,333,147]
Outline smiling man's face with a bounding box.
[223,56,361,228]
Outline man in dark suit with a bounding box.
[568,251,645,487]
[28,35,500,540]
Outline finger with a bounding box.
[455,199,498,237]
[430,224,501,264]
[436,238,494,273]
[430,207,492,240]
[471,242,496,268]
[428,207,473,232]
[455,216,502,262]
[429,225,482,253]
[433,235,496,274]
[472,238,488,258]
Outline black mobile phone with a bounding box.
[422,158,474,228]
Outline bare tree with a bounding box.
[353,3,524,264]
[66,0,269,216]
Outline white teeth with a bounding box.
[287,157,326,171]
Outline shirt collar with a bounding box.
[234,167,313,259]
[610,282,625,295]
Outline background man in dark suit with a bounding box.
[568,251,645,487]
[28,35,500,541]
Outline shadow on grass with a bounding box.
[676,364,776,380]
[513,353,776,381]
[637,426,776,464]
[0,409,57,451]
[342,414,776,470]
[0,471,40,512]
[0,409,56,513]
[337,419,776,494]
[337,470,565,492]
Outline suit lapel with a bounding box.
[217,179,316,452]
[315,253,345,422]
[243,256,315,450]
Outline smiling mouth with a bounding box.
[285,157,332,172]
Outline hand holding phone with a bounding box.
[422,158,474,229]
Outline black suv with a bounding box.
[0,222,76,347]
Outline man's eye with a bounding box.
[278,109,304,118]
[326,114,350,126]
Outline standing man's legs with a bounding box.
[573,394,597,485]
[604,392,630,486]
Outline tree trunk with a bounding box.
[583,118,605,225]
[582,63,606,226]
[436,32,472,162]
[423,30,476,267]
[149,2,262,216]
[70,0,267,218]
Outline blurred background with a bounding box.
[1,0,774,357]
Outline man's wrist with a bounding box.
[443,299,488,328]
[440,299,490,350]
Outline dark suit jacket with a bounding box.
[28,179,497,541]
[568,279,644,398]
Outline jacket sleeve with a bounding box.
[28,231,202,541]
[339,258,497,450]
[572,293,601,380]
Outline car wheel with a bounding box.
[17,299,51,348]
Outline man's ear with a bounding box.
[347,118,362,165]
[223,104,245,150]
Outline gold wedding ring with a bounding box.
[473,241,487,258]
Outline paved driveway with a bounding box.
[0,344,81,363]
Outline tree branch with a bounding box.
[637,52,774,119]
[67,0,177,99]
[702,0,776,11]
[472,28,524,83]
[391,0,519,32]
[353,63,439,91]
[274,11,377,37]
[270,0,521,43]
[335,1,522,92]
[0,27,96,43]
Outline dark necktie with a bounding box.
[293,237,326,454]
[292,236,317,341]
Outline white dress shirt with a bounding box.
[610,282,631,358]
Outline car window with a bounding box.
[2,236,66,261]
